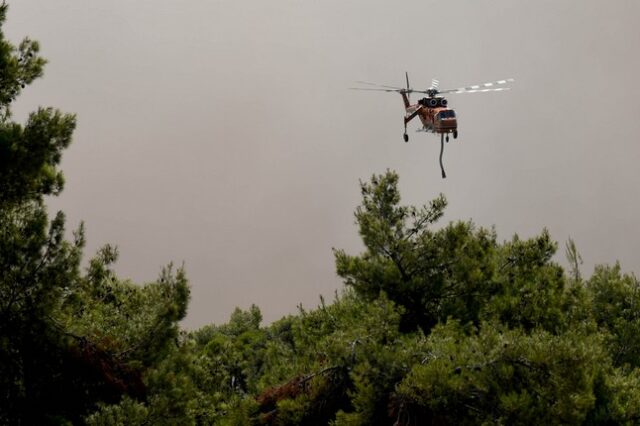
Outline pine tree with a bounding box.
[0,5,190,422]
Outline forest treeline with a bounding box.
[2,5,640,424]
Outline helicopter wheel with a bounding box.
[453,130,458,139]
[446,134,449,143]
[403,133,409,143]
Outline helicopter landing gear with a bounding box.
[453,130,458,139]
[403,133,409,142]
[446,134,450,143]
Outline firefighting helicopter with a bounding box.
[351,73,514,178]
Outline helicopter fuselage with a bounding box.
[403,94,457,135]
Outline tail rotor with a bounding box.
[405,72,411,102]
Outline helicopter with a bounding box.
[351,73,514,178]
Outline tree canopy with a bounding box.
[0,5,188,423]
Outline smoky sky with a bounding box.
[6,0,640,328]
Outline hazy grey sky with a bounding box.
[6,0,640,328]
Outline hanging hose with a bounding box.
[439,133,446,178]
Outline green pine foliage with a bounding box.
[0,4,189,424]
[2,4,640,424]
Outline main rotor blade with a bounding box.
[355,80,405,90]
[442,87,512,94]
[438,78,514,94]
[349,87,403,92]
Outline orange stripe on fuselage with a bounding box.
[401,93,410,108]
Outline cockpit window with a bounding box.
[438,110,456,119]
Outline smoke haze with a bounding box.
[6,0,640,328]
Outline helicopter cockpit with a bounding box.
[437,110,456,119]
